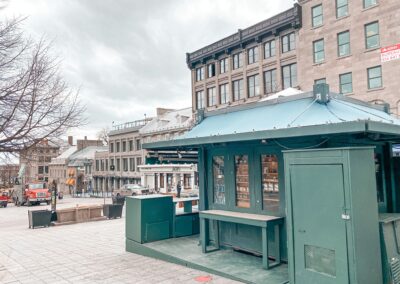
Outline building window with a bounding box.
[196,67,204,81]
[264,40,276,58]
[364,0,377,8]
[110,143,114,153]
[313,39,325,63]
[129,158,135,172]
[233,79,244,101]
[367,66,382,89]
[207,87,217,107]
[136,139,141,150]
[136,157,142,170]
[336,0,348,18]
[116,142,120,152]
[282,63,297,89]
[314,78,326,85]
[38,166,44,174]
[264,69,277,94]
[282,32,295,53]
[100,160,104,171]
[122,141,126,152]
[110,158,114,169]
[128,140,133,151]
[232,52,243,69]
[247,46,258,65]
[365,22,380,49]
[123,158,128,172]
[219,83,229,104]
[235,155,250,208]
[338,31,350,57]
[207,63,215,78]
[339,72,353,94]
[261,154,279,212]
[312,4,323,27]
[247,74,260,98]
[196,90,205,110]
[213,156,225,205]
[105,160,108,171]
[220,58,229,74]
[116,158,120,171]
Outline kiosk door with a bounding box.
[290,164,349,284]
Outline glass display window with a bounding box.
[213,156,225,205]
[261,154,279,212]
[235,155,250,208]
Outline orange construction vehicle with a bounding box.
[13,182,51,206]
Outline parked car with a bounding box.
[113,184,149,197]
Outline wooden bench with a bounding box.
[199,210,284,270]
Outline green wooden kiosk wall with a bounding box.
[197,135,398,261]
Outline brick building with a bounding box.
[19,140,60,183]
[297,0,400,113]
[187,5,302,115]
[186,0,400,115]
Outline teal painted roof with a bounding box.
[144,93,400,150]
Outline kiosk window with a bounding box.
[213,156,225,205]
[235,155,250,208]
[261,154,279,212]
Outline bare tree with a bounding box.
[96,127,109,146]
[0,18,85,156]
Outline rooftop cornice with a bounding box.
[186,4,302,68]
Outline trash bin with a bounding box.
[103,204,123,219]
[112,195,125,205]
[28,210,52,229]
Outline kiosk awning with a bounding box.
[144,92,400,150]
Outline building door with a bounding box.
[289,164,349,284]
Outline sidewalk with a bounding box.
[0,197,239,284]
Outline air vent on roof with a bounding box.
[314,83,330,104]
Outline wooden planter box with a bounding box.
[56,208,76,223]
[89,205,103,219]
[55,205,106,225]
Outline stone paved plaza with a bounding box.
[0,197,239,284]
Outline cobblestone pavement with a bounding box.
[0,197,239,284]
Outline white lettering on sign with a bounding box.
[381,43,400,63]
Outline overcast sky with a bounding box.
[1,0,294,139]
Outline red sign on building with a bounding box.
[381,43,400,63]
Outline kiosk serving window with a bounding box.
[261,154,279,212]
[213,156,225,205]
[235,155,250,208]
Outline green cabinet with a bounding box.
[379,214,400,284]
[174,213,199,237]
[284,147,382,284]
[126,195,173,243]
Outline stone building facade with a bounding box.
[139,107,198,194]
[297,0,400,113]
[19,140,60,183]
[187,4,302,115]
[48,137,104,194]
[187,1,400,115]
[0,164,19,187]
[92,118,151,193]
[92,108,198,194]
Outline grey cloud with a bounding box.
[2,0,293,138]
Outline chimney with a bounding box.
[68,136,73,146]
[84,136,87,140]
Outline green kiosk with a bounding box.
[126,85,400,284]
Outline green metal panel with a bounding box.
[379,214,400,284]
[284,147,382,284]
[174,213,199,237]
[125,195,173,244]
[290,164,348,283]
